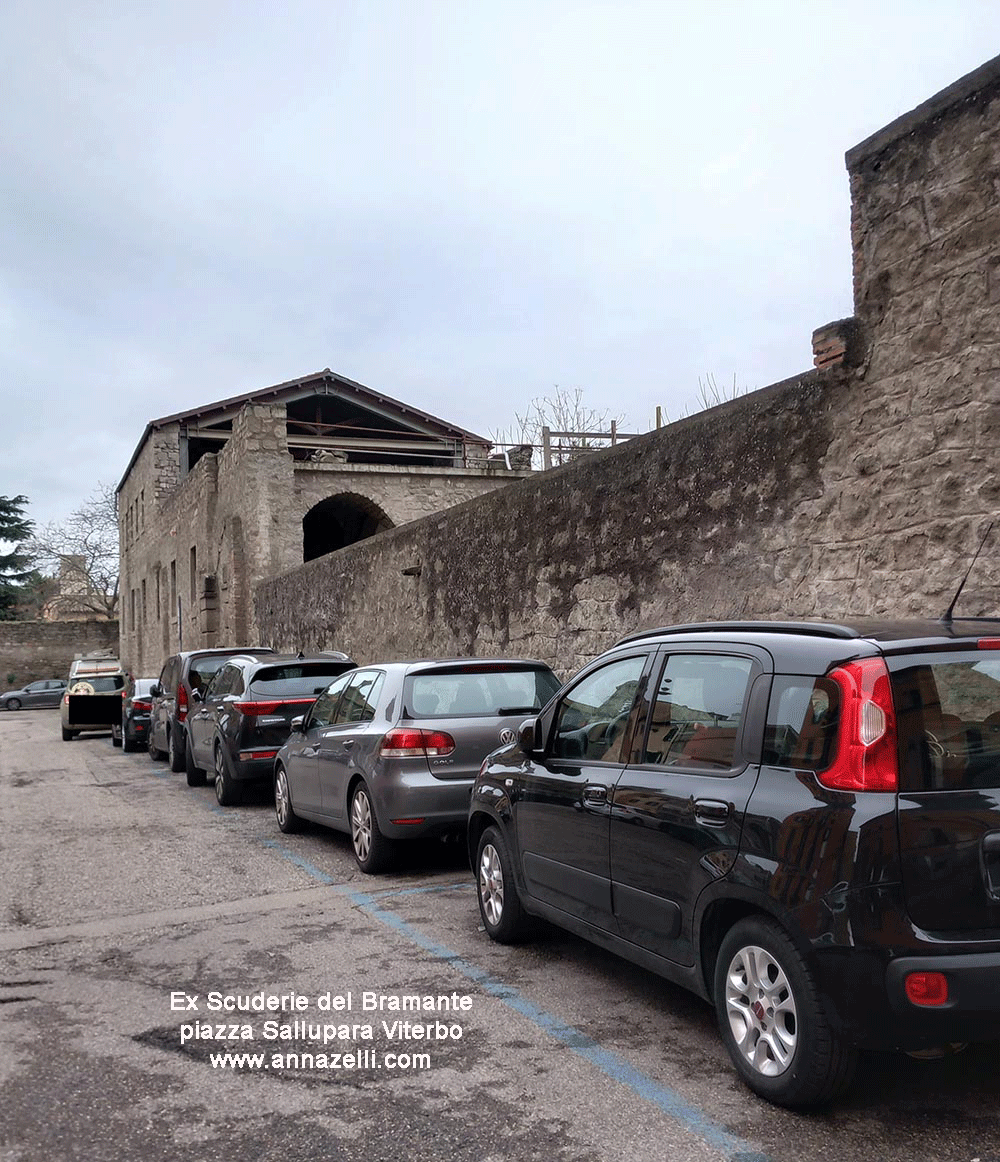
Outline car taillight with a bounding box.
[132,700,151,712]
[819,658,898,792]
[380,728,455,758]
[178,684,188,722]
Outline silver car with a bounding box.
[274,659,561,873]
[1,679,67,711]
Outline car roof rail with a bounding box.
[615,620,861,646]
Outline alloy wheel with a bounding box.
[478,842,505,928]
[275,769,290,828]
[724,943,798,1077]
[351,790,372,862]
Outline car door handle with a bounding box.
[582,784,609,806]
[343,739,355,749]
[694,799,730,826]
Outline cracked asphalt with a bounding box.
[2,709,999,1162]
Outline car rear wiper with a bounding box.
[497,706,536,716]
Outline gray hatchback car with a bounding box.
[274,659,561,872]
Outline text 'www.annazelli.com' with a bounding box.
[209,1049,432,1072]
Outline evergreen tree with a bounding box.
[0,495,36,620]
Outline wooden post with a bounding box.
[542,426,552,470]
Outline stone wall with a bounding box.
[0,620,120,688]
[254,55,1000,676]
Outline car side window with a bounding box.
[336,671,386,725]
[309,673,354,729]
[206,665,237,698]
[551,655,647,763]
[641,654,754,770]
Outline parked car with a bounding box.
[61,654,126,740]
[148,647,278,771]
[185,652,356,805]
[1,679,67,710]
[275,659,562,873]
[469,618,1000,1108]
[111,677,158,752]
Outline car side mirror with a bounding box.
[150,683,162,697]
[290,715,305,733]
[191,688,203,703]
[518,717,542,757]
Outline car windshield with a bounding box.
[248,663,354,699]
[405,668,560,718]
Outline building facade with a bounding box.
[117,369,530,674]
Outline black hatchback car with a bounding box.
[469,619,1000,1107]
[184,652,355,805]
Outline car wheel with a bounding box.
[274,765,303,834]
[148,733,166,761]
[214,744,242,806]
[476,825,534,943]
[61,726,74,741]
[185,737,206,786]
[7,697,21,711]
[350,781,395,873]
[111,723,123,748]
[123,727,139,753]
[714,916,857,1107]
[168,727,186,773]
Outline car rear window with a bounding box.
[406,668,560,718]
[892,657,1000,791]
[69,676,125,693]
[249,663,353,699]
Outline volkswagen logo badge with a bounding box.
[499,728,517,746]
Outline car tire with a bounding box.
[7,697,21,711]
[148,733,166,761]
[274,764,303,834]
[61,726,74,741]
[476,825,534,943]
[168,727,186,773]
[214,743,242,807]
[185,737,206,786]
[714,916,857,1108]
[111,723,123,748]
[350,781,395,873]
[123,729,139,753]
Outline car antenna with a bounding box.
[941,521,994,624]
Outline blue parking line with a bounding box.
[346,889,771,1162]
[260,839,336,884]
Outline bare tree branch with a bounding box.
[27,484,119,619]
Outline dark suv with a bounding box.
[148,648,276,771]
[185,652,355,806]
[469,619,1000,1107]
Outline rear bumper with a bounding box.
[808,886,1000,1049]
[373,771,474,838]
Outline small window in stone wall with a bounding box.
[189,546,197,602]
[170,560,177,607]
[141,579,147,624]
[155,567,161,618]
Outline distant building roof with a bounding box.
[118,368,491,492]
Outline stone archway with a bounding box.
[302,493,394,562]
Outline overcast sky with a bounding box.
[4,1,1000,529]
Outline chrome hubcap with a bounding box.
[725,944,797,1077]
[479,843,504,927]
[215,750,226,798]
[352,791,372,861]
[275,770,288,825]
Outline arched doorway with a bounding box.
[302,494,394,562]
